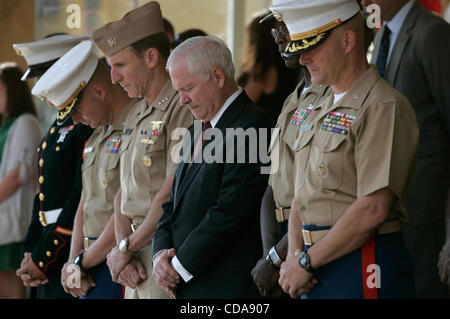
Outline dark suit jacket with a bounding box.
[152,91,273,298]
[371,2,450,224]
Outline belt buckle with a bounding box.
[131,222,141,233]
[84,237,90,250]
[39,211,48,227]
[279,208,285,222]
[276,207,285,222]
[302,229,312,246]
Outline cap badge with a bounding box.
[107,37,117,47]
[272,10,282,21]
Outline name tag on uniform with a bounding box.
[299,124,313,131]
[123,128,133,135]
[84,146,93,154]
[105,138,121,153]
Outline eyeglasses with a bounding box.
[270,27,289,39]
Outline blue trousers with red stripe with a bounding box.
[301,231,415,299]
[79,261,123,299]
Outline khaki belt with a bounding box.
[39,208,62,227]
[84,236,97,250]
[275,207,291,222]
[302,219,402,246]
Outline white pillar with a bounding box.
[227,0,246,77]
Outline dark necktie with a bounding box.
[376,26,391,78]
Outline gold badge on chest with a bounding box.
[142,155,152,167]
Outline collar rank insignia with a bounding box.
[320,111,357,136]
[105,138,121,153]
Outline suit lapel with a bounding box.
[173,92,247,212]
[385,3,419,83]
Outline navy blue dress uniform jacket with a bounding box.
[23,119,93,279]
[152,92,273,298]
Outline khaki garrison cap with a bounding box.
[32,41,98,125]
[92,1,165,57]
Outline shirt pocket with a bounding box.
[81,150,96,171]
[119,135,133,155]
[313,132,347,189]
[290,129,315,187]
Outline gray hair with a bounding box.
[166,35,235,80]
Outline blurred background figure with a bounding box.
[171,28,208,49]
[238,10,300,123]
[0,62,41,299]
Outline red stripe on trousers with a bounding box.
[361,237,378,299]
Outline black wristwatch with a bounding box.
[266,246,282,269]
[298,250,315,273]
[74,252,89,273]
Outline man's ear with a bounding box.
[211,66,226,88]
[342,29,356,54]
[92,83,107,100]
[143,48,160,69]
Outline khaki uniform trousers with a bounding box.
[124,242,170,299]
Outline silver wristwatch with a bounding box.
[119,237,136,256]
[266,246,282,269]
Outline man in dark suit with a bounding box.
[363,0,450,298]
[152,36,273,299]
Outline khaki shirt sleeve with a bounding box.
[354,101,418,199]
[165,103,193,177]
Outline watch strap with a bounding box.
[74,252,89,273]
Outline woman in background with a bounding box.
[238,10,300,123]
[0,62,41,298]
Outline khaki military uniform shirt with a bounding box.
[120,80,193,220]
[269,79,331,209]
[289,65,418,226]
[81,99,137,237]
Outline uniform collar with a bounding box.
[333,65,381,110]
[148,79,178,112]
[300,83,332,111]
[111,98,139,131]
